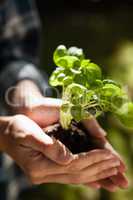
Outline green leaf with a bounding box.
[49,67,65,86]
[60,103,73,129]
[103,79,121,88]
[81,61,102,83]
[99,84,127,111]
[71,105,82,122]
[63,77,73,86]
[116,102,133,128]
[63,83,87,101]
[49,45,132,130]
[74,73,89,88]
[67,47,85,60]
[53,45,67,64]
[55,56,80,69]
[92,80,103,88]
[100,84,121,98]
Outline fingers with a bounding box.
[82,117,107,139]
[40,97,62,108]
[104,142,126,173]
[110,173,129,189]
[26,149,120,185]
[27,150,120,181]
[37,154,120,177]
[71,149,115,170]
[42,138,74,165]
[29,105,60,127]
[81,158,120,177]
[85,167,118,184]
[27,97,62,127]
[32,133,74,165]
[85,173,129,192]
[23,122,74,165]
[99,179,118,192]
[82,117,126,173]
[39,167,118,185]
[84,182,101,189]
[33,156,120,185]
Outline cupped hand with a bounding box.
[0,115,119,185]
[25,96,128,190]
[10,80,128,190]
[21,96,128,190]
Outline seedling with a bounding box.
[50,45,133,130]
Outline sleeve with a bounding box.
[0,61,49,97]
[0,0,48,102]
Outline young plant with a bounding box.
[50,45,133,130]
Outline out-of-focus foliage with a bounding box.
[19,184,100,200]
[20,1,133,200]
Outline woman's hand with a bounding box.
[0,115,119,185]
[9,80,128,190]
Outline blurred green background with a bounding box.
[19,1,133,199]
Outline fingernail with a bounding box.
[44,135,54,145]
[40,130,54,145]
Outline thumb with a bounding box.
[82,117,107,140]
[28,126,74,165]
[28,98,62,127]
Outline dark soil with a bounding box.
[44,121,104,154]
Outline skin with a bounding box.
[4,79,128,190]
[0,115,119,185]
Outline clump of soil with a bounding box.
[44,121,104,154]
